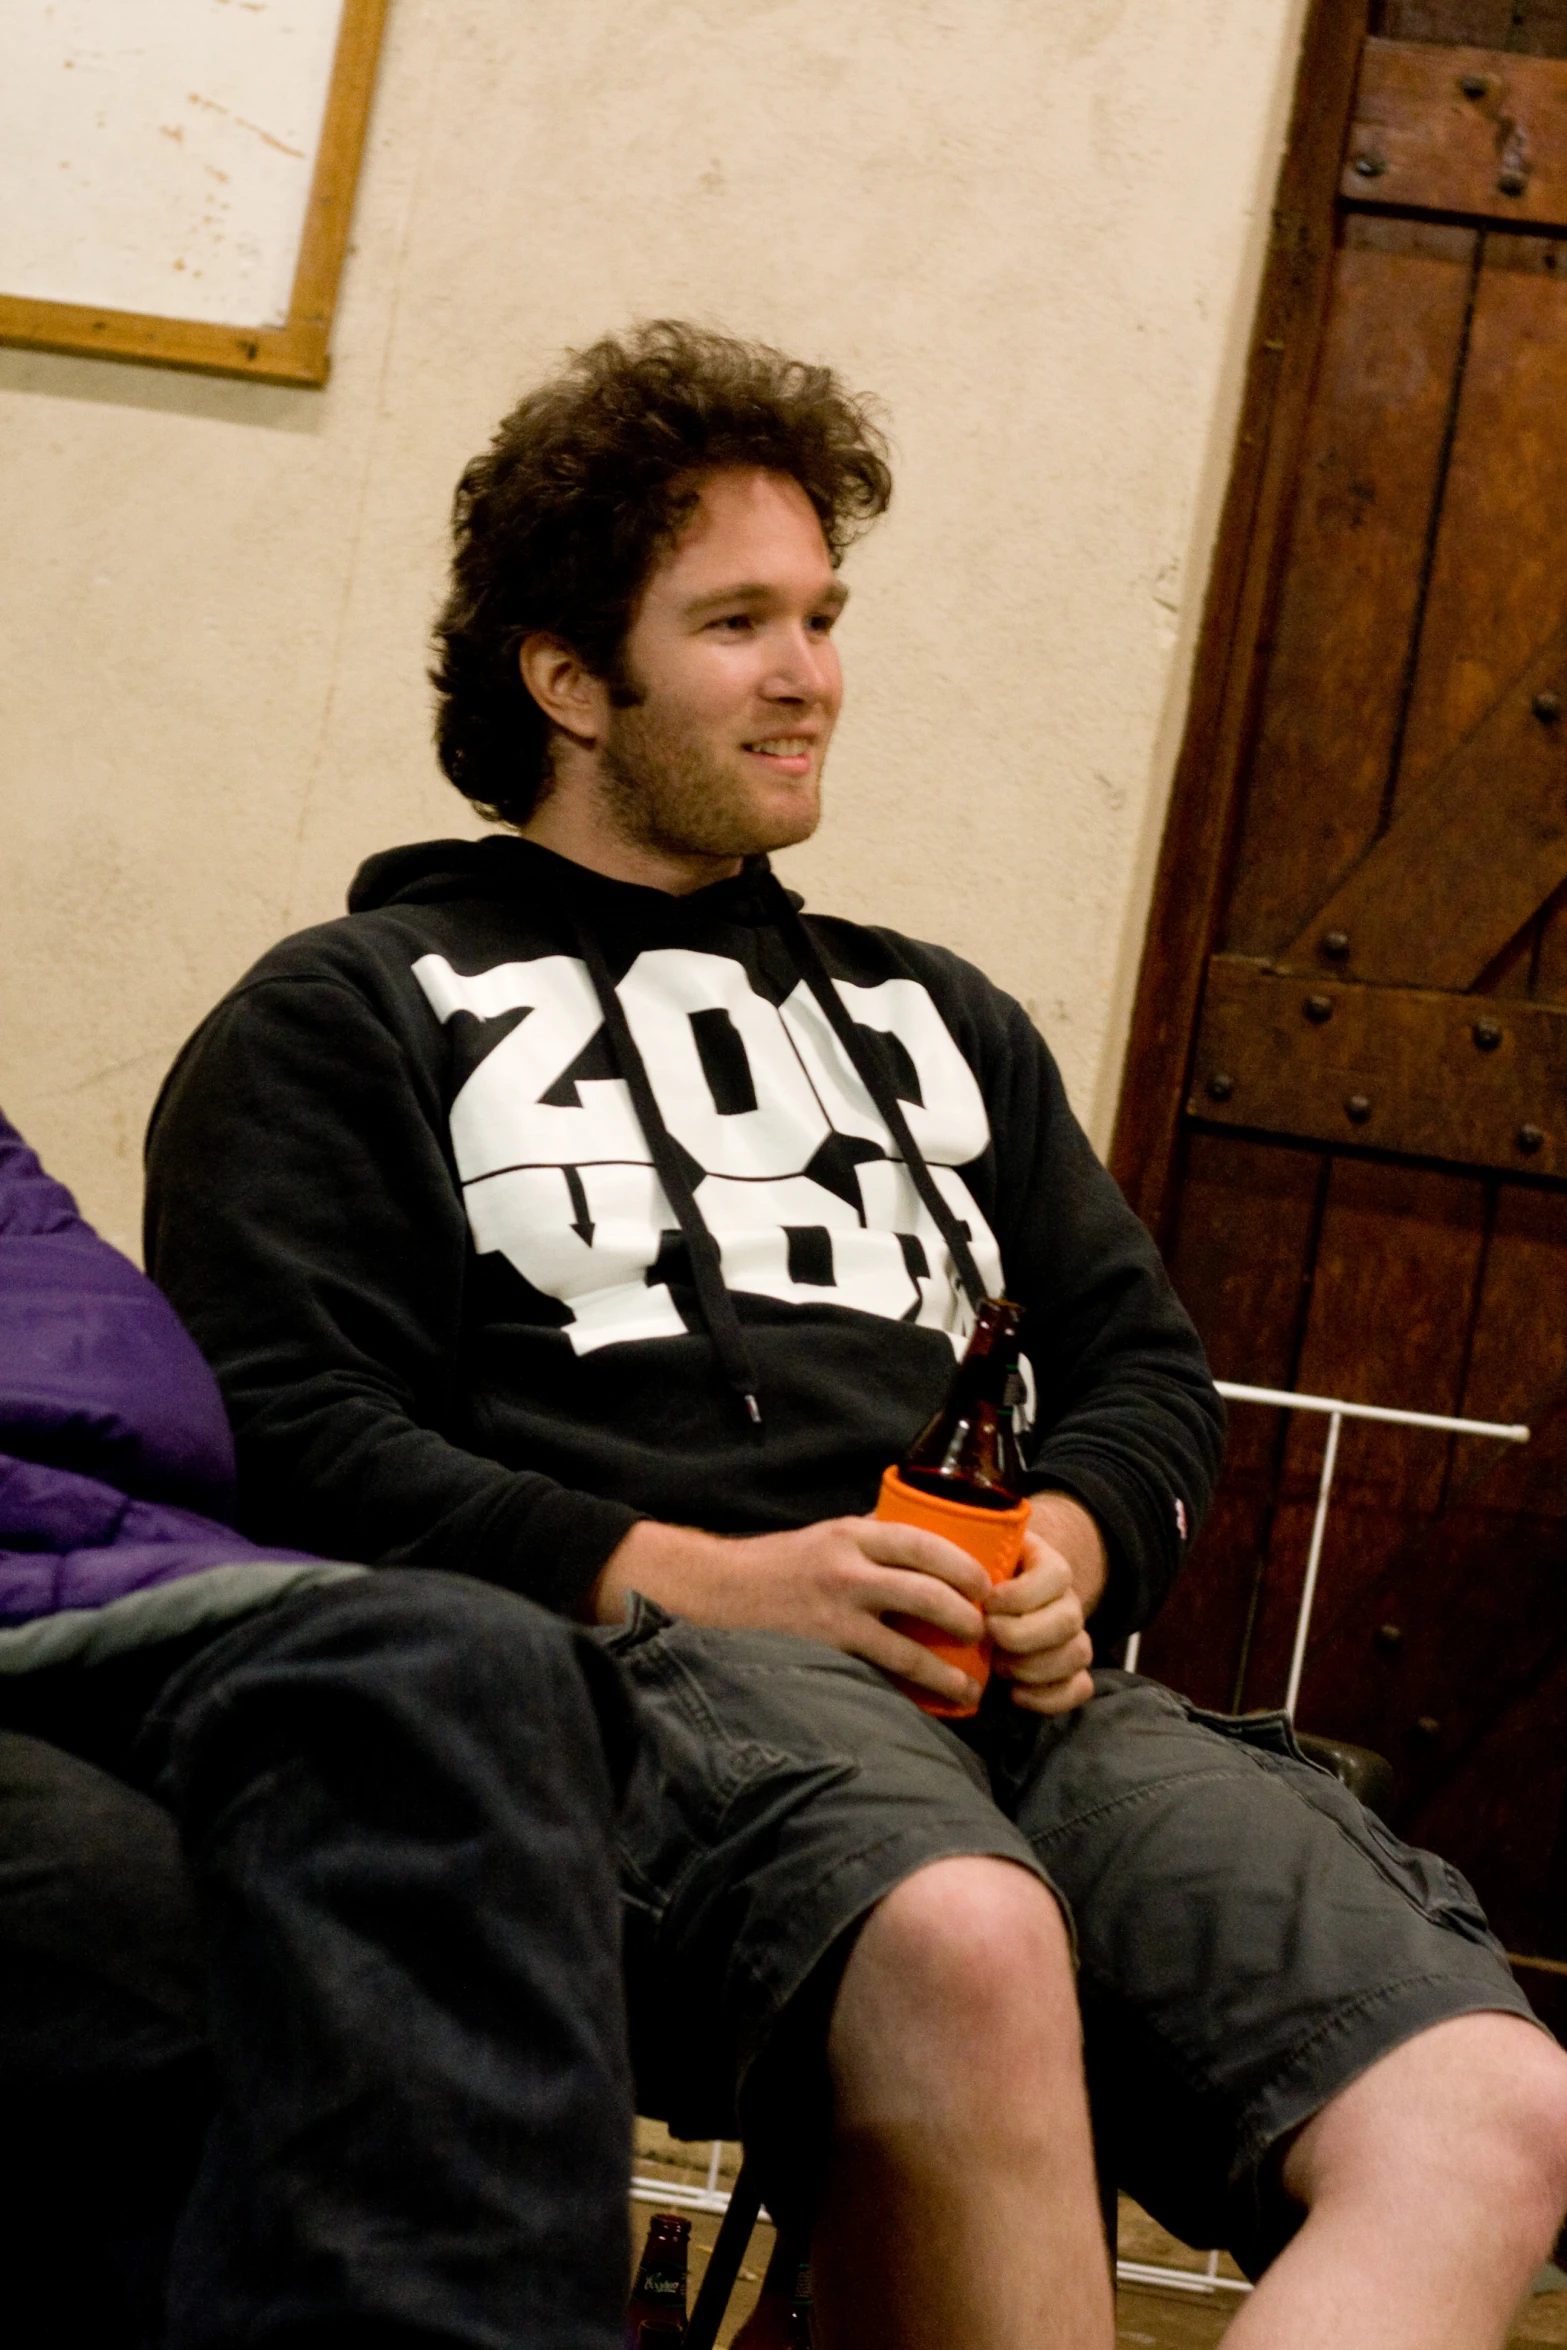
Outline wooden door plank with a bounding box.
[1137,1136,1324,1709]
[1293,1162,1481,1521]
[1454,1183,1567,1494]
[1398,237,1567,803]
[1374,4,1522,41]
[1274,624,1567,990]
[1512,1,1567,55]
[1292,1473,1567,1881]
[1476,920,1539,1001]
[1372,3,1522,39]
[1345,40,1567,228]
[1534,879,1567,999]
[1364,1499,1567,1926]
[1192,957,1567,1172]
[1222,218,1477,959]
[1376,0,1567,57]
[1262,1184,1567,1933]
[1405,1647,1567,1951]
[1236,1157,1487,1711]
[1108,0,1370,1240]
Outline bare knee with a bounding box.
[1478,2022,1567,2225]
[1289,2013,1567,2254]
[856,1855,1071,2017]
[829,1857,1077,2126]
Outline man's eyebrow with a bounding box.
[684,579,850,616]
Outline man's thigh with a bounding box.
[596,1595,1049,2151]
[998,1670,1538,2275]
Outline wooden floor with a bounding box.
[632,2123,1567,2346]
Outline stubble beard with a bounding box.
[597,697,822,863]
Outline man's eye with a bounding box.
[809,612,838,634]
[710,613,754,634]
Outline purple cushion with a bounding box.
[0,1108,316,1624]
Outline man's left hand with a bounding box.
[986,1494,1108,1716]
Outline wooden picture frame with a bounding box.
[0,0,389,389]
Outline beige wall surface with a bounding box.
[0,0,1307,1258]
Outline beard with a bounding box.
[596,694,822,862]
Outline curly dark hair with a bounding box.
[430,320,893,826]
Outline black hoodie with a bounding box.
[144,836,1222,1640]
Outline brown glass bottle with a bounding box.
[731,2235,814,2348]
[899,1297,1027,1511]
[626,2212,690,2347]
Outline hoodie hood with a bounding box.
[347,834,798,927]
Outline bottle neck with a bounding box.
[631,2219,689,2300]
[943,1348,1011,1421]
[900,1300,1026,1508]
[956,1298,1021,1383]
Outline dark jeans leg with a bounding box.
[0,1730,214,2350]
[135,1570,636,2350]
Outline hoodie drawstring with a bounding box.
[569,909,765,1432]
[759,874,990,1318]
[571,874,988,1432]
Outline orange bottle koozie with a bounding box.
[874,1465,1030,1718]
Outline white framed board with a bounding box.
[0,0,388,387]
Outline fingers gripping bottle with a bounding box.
[626,2212,690,2346]
[874,1297,1031,1719]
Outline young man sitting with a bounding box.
[146,321,1567,2349]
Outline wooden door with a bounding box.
[1112,0,1567,2023]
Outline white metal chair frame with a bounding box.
[1119,1379,1529,2298]
[632,1381,1532,2308]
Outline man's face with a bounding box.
[598,466,846,862]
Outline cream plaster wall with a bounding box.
[0,0,1308,1258]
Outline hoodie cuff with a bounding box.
[467,1482,646,1620]
[1020,1456,1174,1652]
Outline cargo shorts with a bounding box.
[598,1597,1538,2275]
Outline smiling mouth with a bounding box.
[743,736,816,764]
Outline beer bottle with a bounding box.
[899,1296,1027,1508]
[731,2234,815,2347]
[874,1297,1032,1716]
[626,2212,690,2347]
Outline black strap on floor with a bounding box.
[569,908,764,1431]
[762,874,989,1315]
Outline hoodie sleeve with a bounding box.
[143,975,641,1615]
[972,990,1225,1649]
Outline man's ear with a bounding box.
[519,633,608,747]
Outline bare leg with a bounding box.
[1225,2013,1567,2350]
[811,1855,1113,2350]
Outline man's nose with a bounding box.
[763,623,833,700]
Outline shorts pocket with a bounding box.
[1177,1696,1501,1955]
[1178,1697,1306,1765]
[591,1588,677,1657]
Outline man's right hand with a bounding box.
[587,1515,993,1710]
